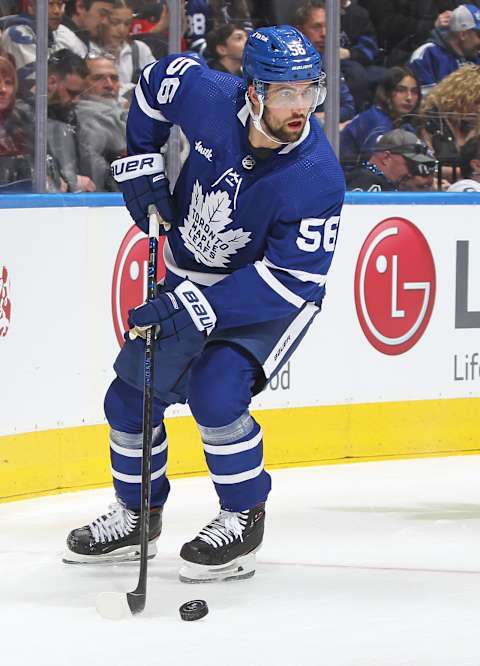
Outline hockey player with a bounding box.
[64,25,345,582]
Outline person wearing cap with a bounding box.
[346,128,437,192]
[447,134,480,190]
[410,3,480,94]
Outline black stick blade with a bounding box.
[127,590,147,615]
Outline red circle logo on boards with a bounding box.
[0,265,12,337]
[111,226,166,347]
[354,217,436,355]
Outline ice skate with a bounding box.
[179,503,265,583]
[62,501,162,564]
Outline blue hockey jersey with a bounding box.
[410,28,480,93]
[340,105,418,165]
[185,0,210,54]
[127,54,345,331]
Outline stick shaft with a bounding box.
[128,206,160,613]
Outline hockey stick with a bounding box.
[96,204,169,620]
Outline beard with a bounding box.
[262,109,307,143]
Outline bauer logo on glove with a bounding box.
[111,153,176,235]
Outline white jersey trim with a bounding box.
[209,459,264,484]
[163,239,229,286]
[254,261,305,308]
[135,81,169,122]
[264,257,328,285]
[203,430,263,456]
[143,61,156,84]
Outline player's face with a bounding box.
[0,73,15,112]
[48,0,65,31]
[262,81,315,142]
[106,7,133,49]
[391,75,419,116]
[299,8,326,54]
[86,58,120,99]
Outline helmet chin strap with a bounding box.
[245,91,287,145]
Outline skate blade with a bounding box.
[62,539,158,565]
[179,551,257,583]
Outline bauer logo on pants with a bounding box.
[111,226,166,347]
[354,217,436,355]
[0,265,11,337]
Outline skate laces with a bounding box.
[89,502,137,544]
[198,509,249,548]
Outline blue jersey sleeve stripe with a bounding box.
[264,257,328,285]
[254,261,305,308]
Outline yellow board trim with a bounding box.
[1,397,479,503]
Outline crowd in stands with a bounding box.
[0,0,480,193]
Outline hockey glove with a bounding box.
[128,280,216,347]
[111,153,176,234]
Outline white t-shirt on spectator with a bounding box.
[54,23,90,58]
[448,179,480,192]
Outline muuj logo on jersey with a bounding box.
[179,179,251,268]
[354,217,436,355]
[0,265,11,337]
[111,226,166,347]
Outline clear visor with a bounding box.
[258,77,327,111]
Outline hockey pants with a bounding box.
[104,343,272,512]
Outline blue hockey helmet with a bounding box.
[242,25,323,86]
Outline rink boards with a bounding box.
[0,192,479,501]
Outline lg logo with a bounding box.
[354,217,436,355]
[111,226,166,347]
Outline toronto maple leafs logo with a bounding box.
[179,180,251,268]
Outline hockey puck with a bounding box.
[179,599,208,621]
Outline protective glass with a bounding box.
[261,77,327,111]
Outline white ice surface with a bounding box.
[3,456,480,666]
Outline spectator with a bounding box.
[419,64,480,178]
[0,54,33,191]
[185,0,251,56]
[56,0,114,57]
[209,0,252,30]
[89,0,155,99]
[447,134,480,189]
[340,0,386,111]
[77,54,126,190]
[340,66,421,168]
[346,128,436,191]
[410,3,480,93]
[0,0,66,100]
[206,23,247,76]
[294,0,355,122]
[358,1,466,67]
[47,49,96,191]
[129,0,170,60]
